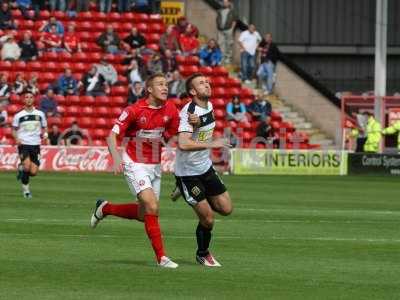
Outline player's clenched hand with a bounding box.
[210,138,232,149]
[188,113,200,127]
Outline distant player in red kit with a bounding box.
[90,73,198,268]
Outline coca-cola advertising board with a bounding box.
[0,146,176,173]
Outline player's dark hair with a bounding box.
[185,72,205,96]
[22,89,34,96]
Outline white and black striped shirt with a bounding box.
[12,108,47,145]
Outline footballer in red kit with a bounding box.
[90,73,198,268]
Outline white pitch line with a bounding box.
[1,232,400,244]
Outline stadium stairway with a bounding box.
[2,8,319,149]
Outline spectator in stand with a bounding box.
[132,0,151,13]
[99,0,112,13]
[13,0,33,19]
[257,33,280,95]
[13,73,27,95]
[56,68,78,95]
[255,117,276,147]
[0,2,16,30]
[64,23,82,53]
[247,91,272,122]
[0,101,8,144]
[118,0,130,12]
[62,121,84,145]
[173,16,199,38]
[39,88,59,117]
[97,25,121,54]
[1,34,21,61]
[199,39,222,67]
[238,24,261,83]
[179,24,199,56]
[161,49,177,75]
[127,81,145,105]
[19,31,38,61]
[216,0,237,64]
[75,0,89,12]
[95,56,118,85]
[226,95,248,123]
[48,124,62,145]
[49,0,66,12]
[123,27,147,52]
[40,24,63,52]
[26,74,39,95]
[39,16,65,35]
[160,25,180,54]
[147,52,163,75]
[167,70,185,98]
[122,47,144,66]
[127,59,144,84]
[0,73,11,104]
[79,65,110,96]
[223,127,238,148]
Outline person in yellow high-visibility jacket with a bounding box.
[382,120,400,151]
[363,112,382,153]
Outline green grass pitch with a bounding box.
[1,171,400,299]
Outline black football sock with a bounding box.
[196,222,212,257]
[21,171,30,185]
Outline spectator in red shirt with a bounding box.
[64,23,81,53]
[179,24,199,56]
[40,24,63,52]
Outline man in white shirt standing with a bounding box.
[12,91,48,198]
[238,24,262,83]
[174,73,233,267]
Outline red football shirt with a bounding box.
[112,98,179,164]
[64,33,80,50]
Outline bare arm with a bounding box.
[178,132,231,151]
[12,128,21,145]
[106,131,122,174]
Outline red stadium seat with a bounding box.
[65,106,80,116]
[47,116,62,126]
[81,106,95,117]
[133,13,149,23]
[111,86,127,96]
[211,77,226,87]
[95,96,109,106]
[212,87,226,98]
[79,117,93,128]
[214,109,225,119]
[94,107,109,117]
[26,61,42,72]
[147,43,160,52]
[94,118,109,128]
[212,66,228,76]
[66,95,81,105]
[148,23,164,34]
[81,96,95,106]
[121,12,134,22]
[110,107,122,117]
[0,61,13,71]
[39,10,50,19]
[63,117,77,126]
[198,66,213,76]
[178,65,199,77]
[111,96,125,107]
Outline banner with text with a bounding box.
[160,0,184,25]
[230,149,348,175]
[348,153,400,175]
[0,146,175,173]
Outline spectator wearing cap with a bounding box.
[97,25,121,54]
[57,68,78,95]
[19,31,38,61]
[95,57,118,85]
[199,39,222,67]
[64,23,82,53]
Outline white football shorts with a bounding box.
[122,152,161,200]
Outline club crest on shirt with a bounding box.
[139,116,147,125]
[139,179,146,186]
[191,186,201,196]
[163,116,169,123]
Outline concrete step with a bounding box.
[282,111,299,119]
[310,139,334,146]
[299,128,320,136]
[294,122,313,129]
[274,106,292,113]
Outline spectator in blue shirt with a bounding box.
[39,89,59,117]
[226,95,247,123]
[57,68,78,95]
[199,39,223,67]
[39,16,64,35]
[247,91,272,122]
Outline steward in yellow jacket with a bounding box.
[382,120,400,151]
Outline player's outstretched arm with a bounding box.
[106,132,122,174]
[178,132,231,151]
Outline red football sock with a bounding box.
[144,214,165,263]
[103,202,140,220]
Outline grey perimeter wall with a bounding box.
[233,0,400,94]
